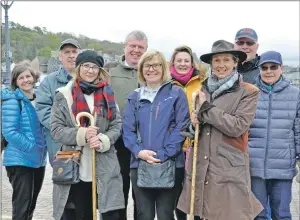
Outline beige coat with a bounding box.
[50,81,124,219]
[177,79,263,220]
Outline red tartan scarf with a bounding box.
[72,79,116,127]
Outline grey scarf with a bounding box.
[207,69,239,99]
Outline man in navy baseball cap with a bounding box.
[234,28,260,84]
[235,28,258,42]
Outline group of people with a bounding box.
[1,27,299,220]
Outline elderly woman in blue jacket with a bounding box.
[1,61,47,220]
[122,50,190,220]
[249,51,300,220]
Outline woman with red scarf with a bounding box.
[50,50,124,220]
[169,45,206,220]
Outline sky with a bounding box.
[1,1,300,66]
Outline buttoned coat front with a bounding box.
[177,79,263,220]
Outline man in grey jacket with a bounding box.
[234,28,260,84]
[35,38,81,220]
[104,30,147,220]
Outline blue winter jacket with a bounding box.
[248,76,300,179]
[2,88,47,168]
[122,82,190,168]
[35,67,72,166]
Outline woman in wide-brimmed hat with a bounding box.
[177,39,263,220]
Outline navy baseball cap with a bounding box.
[235,28,258,42]
[258,51,283,66]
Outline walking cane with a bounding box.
[76,111,97,220]
[189,91,200,220]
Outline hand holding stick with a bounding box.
[76,111,97,220]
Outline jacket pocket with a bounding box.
[97,149,121,179]
[217,143,245,168]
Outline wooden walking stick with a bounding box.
[189,91,200,220]
[76,111,97,220]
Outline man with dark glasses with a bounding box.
[234,28,260,84]
[248,50,300,220]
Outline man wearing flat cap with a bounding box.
[35,38,81,220]
[234,28,260,84]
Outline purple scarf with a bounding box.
[170,65,194,85]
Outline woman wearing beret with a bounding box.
[50,50,124,220]
[177,40,263,220]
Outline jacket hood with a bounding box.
[1,88,28,102]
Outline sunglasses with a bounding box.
[235,40,256,46]
[260,65,279,71]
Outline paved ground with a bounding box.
[1,163,300,220]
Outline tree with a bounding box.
[46,33,61,50]
[38,47,52,57]
[34,26,43,35]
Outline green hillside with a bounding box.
[1,21,124,63]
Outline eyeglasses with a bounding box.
[235,40,256,46]
[260,65,279,71]
[81,64,100,73]
[143,63,162,70]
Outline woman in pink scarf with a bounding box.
[170,45,207,220]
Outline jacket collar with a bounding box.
[238,55,260,73]
[172,69,205,87]
[1,87,31,103]
[55,67,73,83]
[119,55,136,70]
[256,75,290,93]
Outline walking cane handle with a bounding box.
[76,112,95,127]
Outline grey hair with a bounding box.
[125,30,148,45]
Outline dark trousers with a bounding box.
[62,180,119,220]
[115,137,137,220]
[60,208,76,220]
[174,154,187,220]
[251,177,292,220]
[131,168,185,220]
[6,166,45,220]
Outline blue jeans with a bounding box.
[267,199,271,220]
[251,177,292,220]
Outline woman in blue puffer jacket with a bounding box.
[1,61,47,220]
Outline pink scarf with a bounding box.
[170,65,194,85]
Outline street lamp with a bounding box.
[1,0,14,86]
